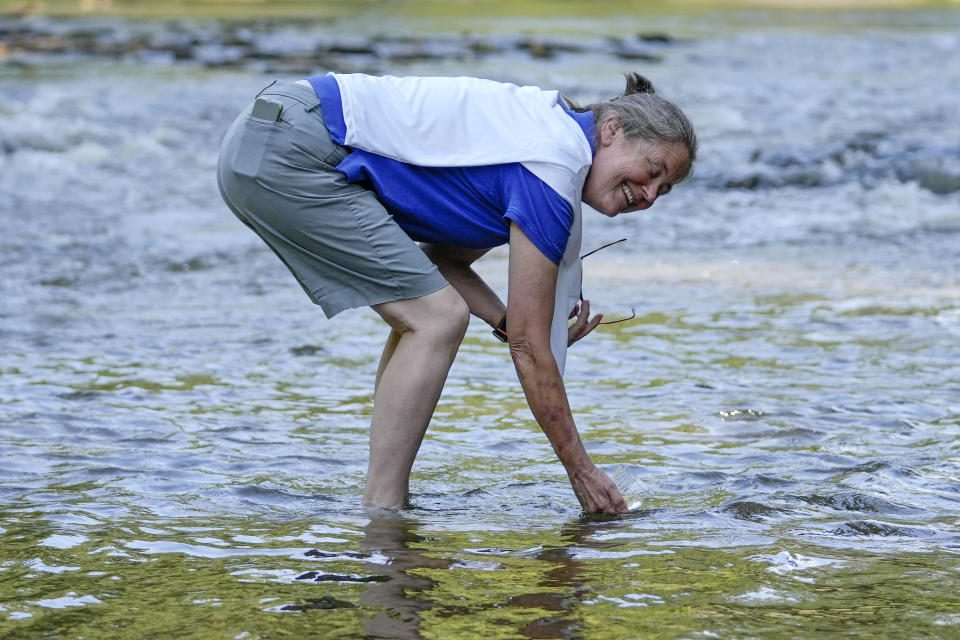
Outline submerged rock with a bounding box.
[280,596,356,610]
[832,520,936,537]
[295,571,390,583]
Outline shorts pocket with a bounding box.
[320,142,351,167]
[232,115,293,177]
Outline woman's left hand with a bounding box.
[568,299,603,346]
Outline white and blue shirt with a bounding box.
[307,73,595,372]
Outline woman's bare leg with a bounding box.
[374,328,402,393]
[363,285,469,508]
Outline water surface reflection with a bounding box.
[357,516,448,639]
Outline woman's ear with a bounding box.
[598,115,621,147]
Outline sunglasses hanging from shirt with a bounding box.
[579,238,637,325]
[493,237,636,343]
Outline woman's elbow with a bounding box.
[508,330,552,371]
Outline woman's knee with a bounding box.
[376,285,469,339]
[422,286,469,338]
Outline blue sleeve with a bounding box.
[503,165,574,265]
[307,74,347,145]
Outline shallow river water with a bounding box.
[2,5,960,639]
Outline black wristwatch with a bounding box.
[492,315,508,343]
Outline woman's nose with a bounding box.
[642,183,659,204]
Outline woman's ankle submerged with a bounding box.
[362,484,409,510]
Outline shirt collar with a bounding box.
[564,108,596,155]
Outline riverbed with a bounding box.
[1,4,959,638]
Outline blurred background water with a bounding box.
[1,1,959,638]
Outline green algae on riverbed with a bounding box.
[2,510,960,639]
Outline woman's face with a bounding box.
[582,116,690,217]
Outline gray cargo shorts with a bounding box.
[216,80,448,317]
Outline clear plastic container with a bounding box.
[611,464,647,511]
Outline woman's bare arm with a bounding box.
[421,244,504,328]
[422,242,604,346]
[505,223,627,514]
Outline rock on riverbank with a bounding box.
[0,15,676,73]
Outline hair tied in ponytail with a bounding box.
[623,72,656,96]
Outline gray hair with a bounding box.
[569,73,698,181]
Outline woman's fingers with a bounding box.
[568,463,628,514]
[593,468,628,514]
[568,299,604,346]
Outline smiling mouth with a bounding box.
[621,183,636,208]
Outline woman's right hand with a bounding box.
[567,299,603,346]
[566,462,628,514]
